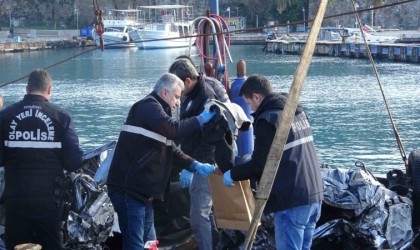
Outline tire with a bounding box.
[408,149,420,227]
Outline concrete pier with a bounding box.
[264,40,420,63]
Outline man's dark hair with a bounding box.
[175,55,195,65]
[239,74,273,98]
[27,69,52,93]
[168,58,198,82]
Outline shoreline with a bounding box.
[0,39,96,53]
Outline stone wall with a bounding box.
[309,0,420,30]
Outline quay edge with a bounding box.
[264,40,420,63]
[0,39,95,53]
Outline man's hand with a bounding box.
[223,170,235,186]
[179,169,193,188]
[196,109,217,126]
[190,161,216,176]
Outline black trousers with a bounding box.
[5,205,63,250]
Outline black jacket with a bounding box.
[230,93,323,213]
[179,77,216,163]
[107,92,201,202]
[0,94,83,217]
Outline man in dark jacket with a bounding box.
[0,69,84,250]
[169,59,219,249]
[223,75,323,250]
[107,73,216,250]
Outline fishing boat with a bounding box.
[92,9,142,49]
[128,5,196,49]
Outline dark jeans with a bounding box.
[108,189,156,250]
[5,206,63,250]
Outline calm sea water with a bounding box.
[0,45,419,173]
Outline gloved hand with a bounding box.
[179,169,193,188]
[190,161,216,176]
[223,170,235,186]
[196,109,217,126]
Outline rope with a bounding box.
[92,0,104,51]
[350,0,408,167]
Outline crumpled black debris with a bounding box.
[313,163,414,250]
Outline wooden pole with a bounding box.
[243,0,329,249]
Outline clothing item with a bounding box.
[107,91,200,202]
[107,91,201,250]
[230,92,323,213]
[0,94,83,203]
[179,77,216,164]
[179,169,194,188]
[179,77,217,248]
[201,100,251,173]
[274,202,322,250]
[5,205,64,250]
[109,190,156,250]
[0,94,83,249]
[189,173,217,250]
[202,74,230,103]
[223,170,235,186]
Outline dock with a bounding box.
[264,40,420,63]
[0,39,95,53]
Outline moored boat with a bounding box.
[92,9,142,49]
[129,5,196,49]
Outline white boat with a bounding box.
[344,27,400,44]
[129,5,196,49]
[92,9,142,49]
[317,26,400,44]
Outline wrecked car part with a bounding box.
[64,143,116,249]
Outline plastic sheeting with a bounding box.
[313,165,414,249]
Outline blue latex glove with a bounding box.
[196,109,217,127]
[179,169,193,188]
[223,170,235,186]
[190,161,216,176]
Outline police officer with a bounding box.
[223,75,323,250]
[107,73,216,250]
[0,69,83,250]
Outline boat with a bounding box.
[128,5,196,49]
[344,27,400,43]
[92,9,142,49]
[318,27,345,43]
[320,26,400,44]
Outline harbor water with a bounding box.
[0,45,419,173]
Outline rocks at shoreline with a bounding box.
[0,39,96,53]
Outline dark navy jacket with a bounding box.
[107,92,201,202]
[179,77,216,163]
[230,93,323,213]
[0,94,83,217]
